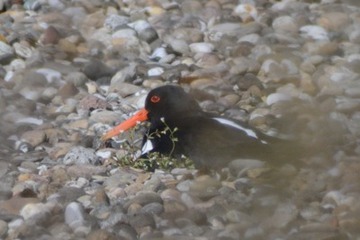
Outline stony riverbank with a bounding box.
[0,0,360,239]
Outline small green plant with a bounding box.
[134,152,194,172]
[147,117,178,156]
[112,119,194,171]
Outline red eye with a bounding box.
[150,95,160,103]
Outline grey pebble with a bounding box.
[63,146,98,165]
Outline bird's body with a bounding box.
[102,85,297,170]
[141,114,273,169]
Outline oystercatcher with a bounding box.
[102,85,296,169]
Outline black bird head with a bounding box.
[145,85,202,122]
[101,85,201,140]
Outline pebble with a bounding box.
[0,197,40,215]
[13,42,33,59]
[147,67,164,77]
[89,110,123,124]
[267,202,298,229]
[164,36,190,54]
[189,42,214,53]
[228,159,266,178]
[63,146,98,165]
[233,4,258,22]
[272,16,298,35]
[20,202,50,221]
[109,82,142,98]
[189,175,221,200]
[125,191,163,208]
[300,25,329,41]
[0,220,7,238]
[0,161,9,179]
[128,20,158,43]
[67,165,106,179]
[317,12,350,32]
[64,202,85,230]
[83,60,115,81]
[20,130,46,147]
[104,14,129,31]
[58,82,79,99]
[266,93,292,105]
[40,26,61,45]
[0,41,14,57]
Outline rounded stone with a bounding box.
[0,220,7,238]
[272,16,298,35]
[63,146,98,165]
[189,42,214,53]
[189,175,221,200]
[65,202,85,229]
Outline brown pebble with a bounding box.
[86,229,117,240]
[41,26,61,45]
[58,82,79,99]
[21,130,46,147]
[0,197,39,215]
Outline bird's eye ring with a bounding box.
[150,95,160,103]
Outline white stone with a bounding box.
[147,67,164,77]
[16,117,44,125]
[238,33,260,44]
[36,68,62,83]
[96,150,112,159]
[266,93,292,105]
[300,25,329,41]
[189,42,214,53]
[128,19,151,33]
[65,202,85,229]
[112,28,137,38]
[13,42,33,59]
[233,4,258,21]
[20,203,47,220]
[104,14,129,31]
[0,41,14,56]
[9,59,26,71]
[272,16,298,34]
[150,47,167,60]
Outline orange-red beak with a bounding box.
[101,108,149,141]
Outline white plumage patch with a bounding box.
[141,139,154,155]
[213,117,267,144]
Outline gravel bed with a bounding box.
[0,0,360,239]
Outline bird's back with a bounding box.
[172,115,275,169]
